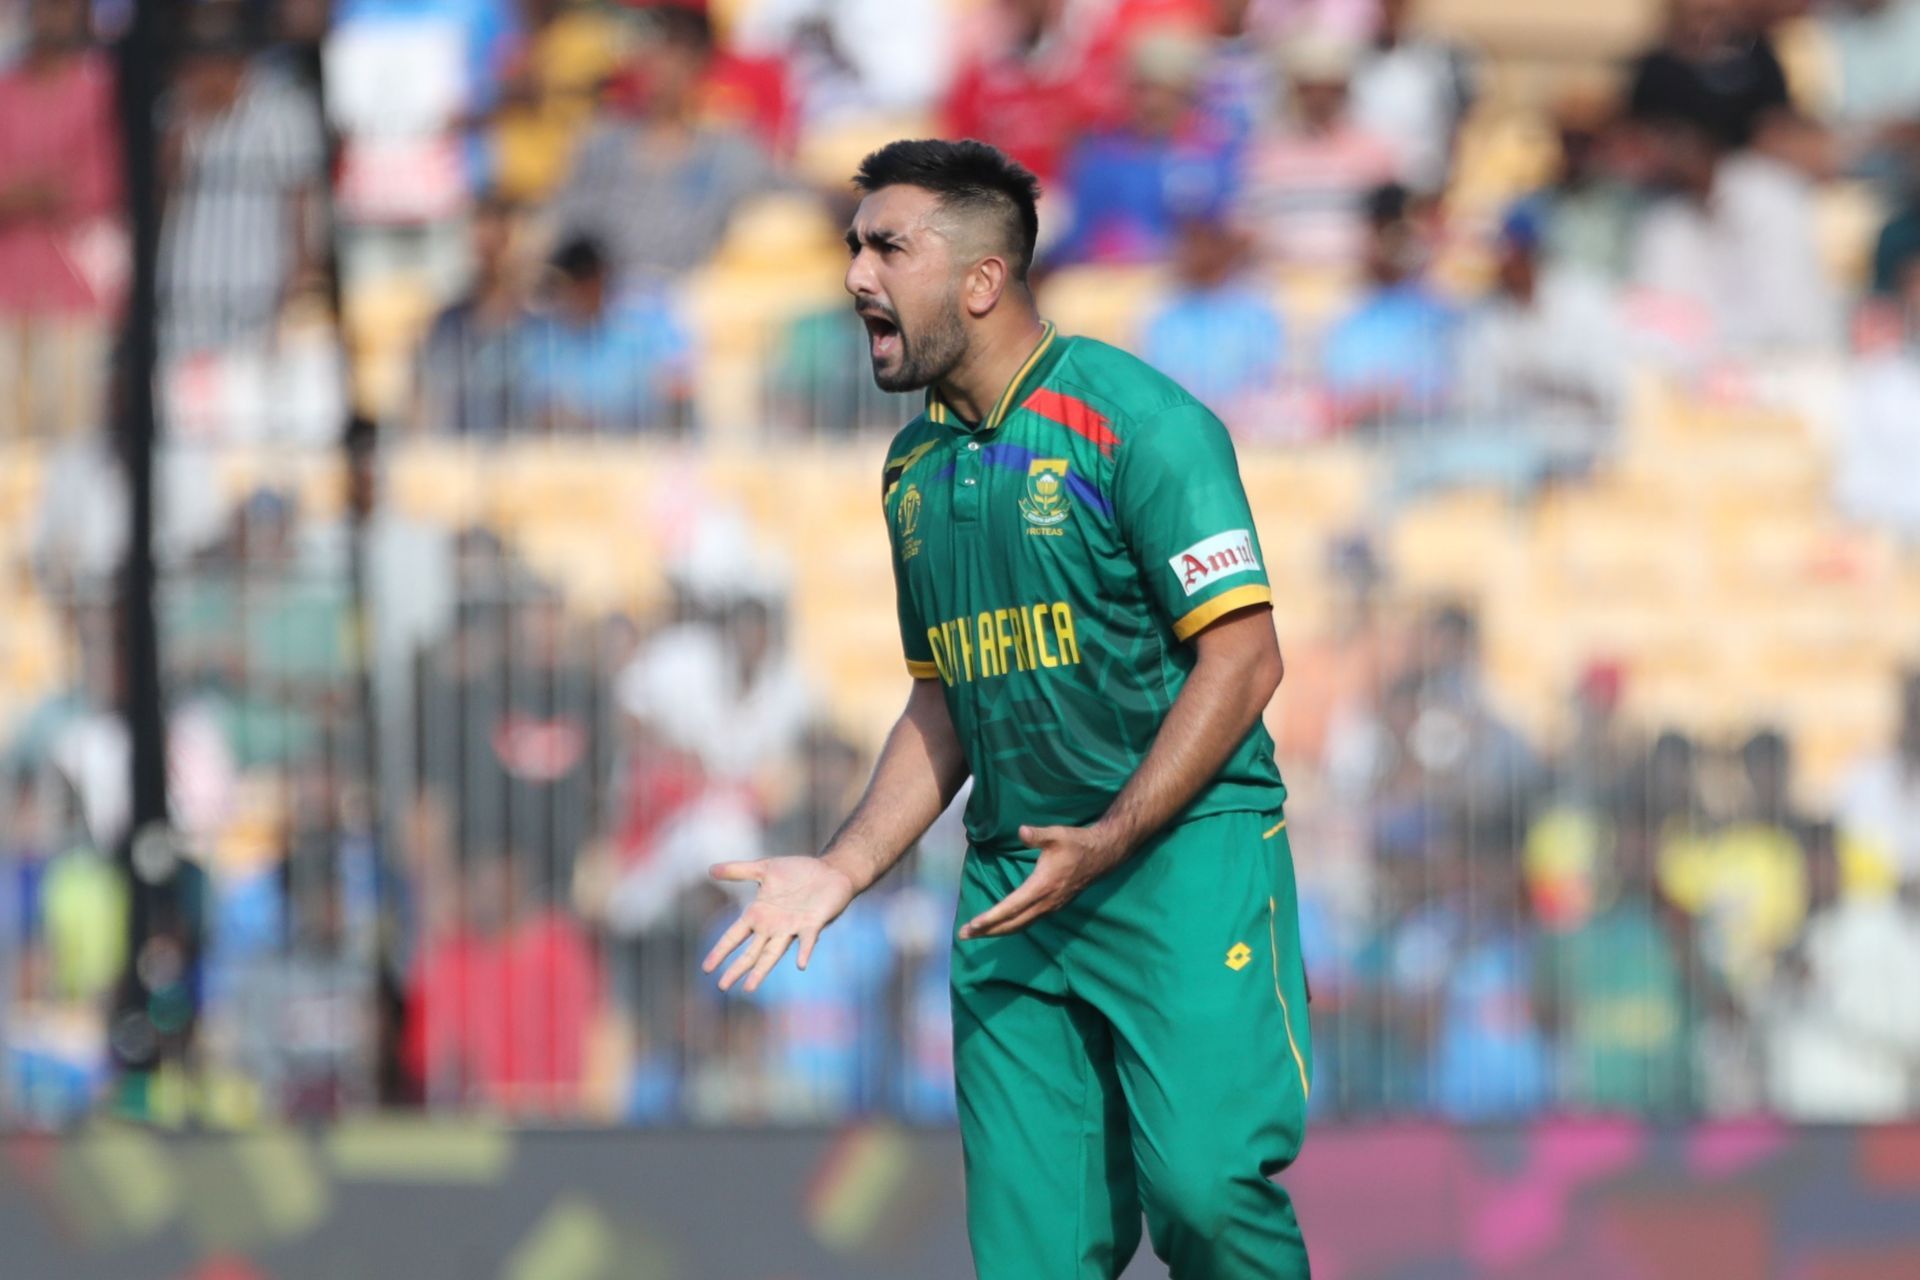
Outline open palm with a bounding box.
[702,857,857,992]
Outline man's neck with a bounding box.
[936,314,1049,426]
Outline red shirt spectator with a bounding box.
[405,859,602,1113]
[943,0,1117,184]
[0,8,122,318]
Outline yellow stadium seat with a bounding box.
[1039,266,1168,350]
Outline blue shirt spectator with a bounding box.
[734,895,895,1117]
[1055,30,1239,266]
[1321,185,1457,431]
[519,236,692,435]
[1433,927,1552,1119]
[1141,216,1283,429]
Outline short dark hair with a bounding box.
[1365,182,1412,229]
[551,234,607,282]
[853,139,1043,282]
[640,4,714,53]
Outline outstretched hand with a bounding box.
[702,857,857,993]
[958,823,1132,940]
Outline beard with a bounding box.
[869,287,968,393]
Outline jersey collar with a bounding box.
[926,322,1060,434]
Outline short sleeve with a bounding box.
[1113,402,1271,642]
[884,475,940,680]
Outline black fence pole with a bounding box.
[108,0,181,1097]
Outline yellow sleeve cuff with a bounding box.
[906,659,941,680]
[1171,583,1273,641]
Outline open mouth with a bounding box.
[861,311,902,363]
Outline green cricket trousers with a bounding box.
[950,809,1313,1279]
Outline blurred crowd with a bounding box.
[4,0,1920,1127]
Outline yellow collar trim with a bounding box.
[926,322,1056,433]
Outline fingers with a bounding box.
[967,896,1055,939]
[701,914,755,974]
[959,870,1055,940]
[708,860,767,883]
[718,932,768,991]
[741,933,794,993]
[1017,824,1064,848]
[796,926,820,972]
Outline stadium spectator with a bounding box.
[423,581,610,908]
[1836,286,1920,538]
[767,302,912,434]
[486,0,629,206]
[1870,175,1920,296]
[159,2,328,358]
[330,0,521,135]
[1411,603,1543,820]
[1628,0,1792,151]
[1438,205,1624,490]
[1263,0,1381,45]
[165,489,351,771]
[1764,822,1920,1119]
[0,0,122,440]
[1138,213,1285,432]
[1520,89,1641,284]
[416,196,532,436]
[726,0,952,128]
[30,360,225,596]
[1836,671,1920,882]
[1660,729,1809,997]
[1320,185,1458,432]
[1430,835,1553,1120]
[326,0,517,236]
[941,0,1114,191]
[1630,116,1838,352]
[1811,0,1920,145]
[1335,815,1459,1110]
[225,828,373,1118]
[615,556,813,785]
[1277,534,1394,781]
[733,892,895,1119]
[405,847,601,1112]
[1348,0,1475,195]
[1538,817,1697,1112]
[548,5,778,283]
[1236,31,1400,269]
[518,234,692,434]
[1523,663,1633,931]
[1196,0,1282,144]
[1052,28,1238,265]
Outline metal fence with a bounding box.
[1,0,1918,1133]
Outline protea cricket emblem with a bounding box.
[1019,458,1072,529]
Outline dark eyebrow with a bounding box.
[845,226,907,252]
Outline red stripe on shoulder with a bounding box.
[1021,388,1119,455]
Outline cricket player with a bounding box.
[704,138,1311,1279]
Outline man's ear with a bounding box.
[964,254,1010,318]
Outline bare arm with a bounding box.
[1090,606,1283,855]
[961,606,1283,939]
[704,677,968,990]
[821,675,971,893]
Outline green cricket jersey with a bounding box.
[882,322,1287,855]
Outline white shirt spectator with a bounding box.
[1349,37,1472,195]
[1835,348,1920,538]
[1819,0,1920,128]
[1766,896,1920,1119]
[1456,266,1624,428]
[616,622,813,782]
[1838,751,1920,878]
[1633,152,1838,353]
[729,0,953,124]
